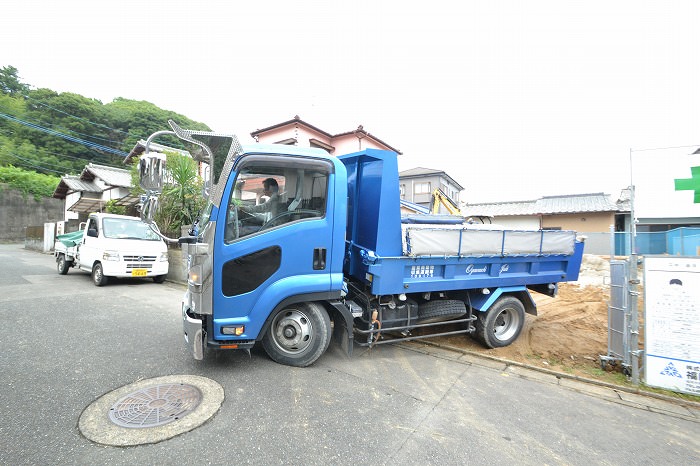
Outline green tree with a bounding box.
[0,66,29,96]
[104,199,127,215]
[130,152,205,235]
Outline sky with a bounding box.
[3,0,700,214]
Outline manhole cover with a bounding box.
[79,375,224,446]
[108,383,202,428]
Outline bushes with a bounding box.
[0,165,59,200]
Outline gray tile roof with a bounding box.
[59,175,102,193]
[463,193,624,217]
[82,163,131,188]
[52,164,131,200]
[52,175,102,199]
[399,167,443,177]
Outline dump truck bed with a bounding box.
[346,227,584,295]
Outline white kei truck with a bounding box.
[54,213,169,286]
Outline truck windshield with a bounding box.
[102,218,161,241]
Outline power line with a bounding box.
[23,94,134,137]
[0,102,125,146]
[0,112,128,157]
[2,153,65,174]
[0,122,124,167]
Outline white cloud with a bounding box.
[3,0,699,212]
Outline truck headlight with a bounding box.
[159,251,169,262]
[102,250,120,261]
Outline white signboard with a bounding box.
[644,257,700,395]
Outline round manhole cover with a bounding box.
[108,383,202,428]
[79,375,224,446]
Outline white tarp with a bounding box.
[402,224,576,257]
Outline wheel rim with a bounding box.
[493,307,519,341]
[270,309,313,355]
[94,265,102,283]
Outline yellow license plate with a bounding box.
[131,269,148,277]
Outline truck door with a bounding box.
[212,155,338,340]
[79,216,100,269]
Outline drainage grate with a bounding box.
[108,383,202,428]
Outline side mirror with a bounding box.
[141,194,160,225]
[87,228,98,238]
[139,152,166,193]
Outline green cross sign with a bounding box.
[674,166,700,203]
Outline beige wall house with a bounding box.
[462,193,625,232]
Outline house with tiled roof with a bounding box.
[463,192,626,230]
[462,192,629,254]
[52,163,138,222]
[250,115,402,156]
[398,167,464,210]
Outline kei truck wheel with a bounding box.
[262,302,331,367]
[476,296,525,348]
[56,254,70,275]
[91,262,108,286]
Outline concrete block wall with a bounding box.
[0,186,64,243]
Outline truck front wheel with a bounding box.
[56,254,71,275]
[92,262,108,286]
[262,302,331,367]
[475,296,525,348]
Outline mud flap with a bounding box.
[183,310,205,360]
[331,308,354,357]
[192,328,204,360]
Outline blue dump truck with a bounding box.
[138,122,584,367]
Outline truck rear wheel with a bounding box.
[262,302,331,367]
[92,262,108,286]
[56,254,71,275]
[475,296,525,348]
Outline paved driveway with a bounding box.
[1,244,698,465]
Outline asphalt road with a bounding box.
[1,244,698,465]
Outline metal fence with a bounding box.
[582,227,700,256]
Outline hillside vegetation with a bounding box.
[0,65,211,198]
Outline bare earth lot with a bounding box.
[430,255,635,381]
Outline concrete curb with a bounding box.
[403,340,700,411]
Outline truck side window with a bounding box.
[225,157,330,242]
[87,218,99,238]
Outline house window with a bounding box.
[400,184,405,199]
[415,182,431,194]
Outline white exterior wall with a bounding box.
[481,216,540,230]
[64,192,80,220]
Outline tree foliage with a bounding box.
[0,165,60,200]
[0,66,29,96]
[128,151,205,235]
[0,65,212,194]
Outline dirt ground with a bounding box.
[430,255,636,380]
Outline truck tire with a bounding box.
[153,275,166,284]
[475,296,525,348]
[92,262,108,286]
[262,302,331,367]
[417,299,467,323]
[56,254,71,275]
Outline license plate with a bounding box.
[131,269,148,277]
